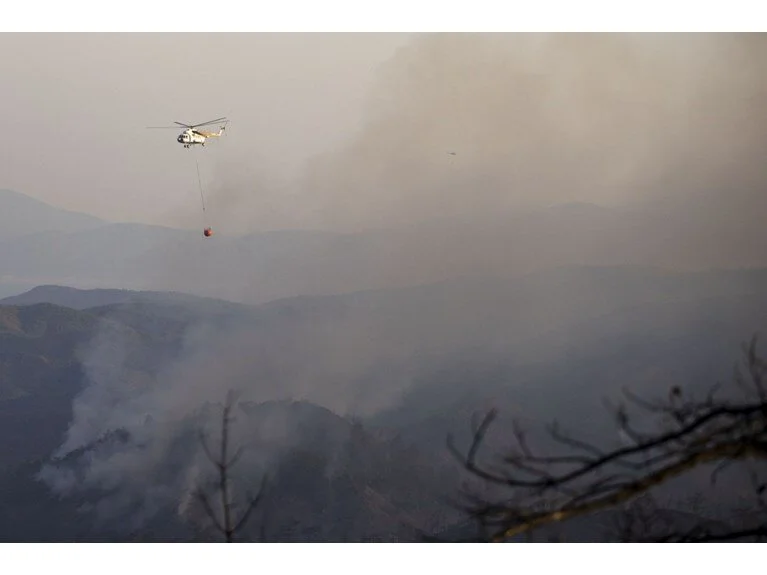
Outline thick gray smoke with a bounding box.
[40,315,327,531]
[39,294,440,529]
[187,33,767,297]
[283,33,767,230]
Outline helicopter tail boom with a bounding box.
[196,126,226,138]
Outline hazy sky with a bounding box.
[0,33,413,226]
[2,33,766,234]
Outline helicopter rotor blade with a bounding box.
[188,117,228,129]
[146,117,227,130]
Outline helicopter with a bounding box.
[147,117,228,148]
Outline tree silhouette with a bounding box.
[196,391,267,542]
[448,336,767,542]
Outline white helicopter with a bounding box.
[147,117,228,148]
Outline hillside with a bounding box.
[4,266,767,423]
[1,397,460,542]
[0,297,459,542]
[0,303,162,470]
[1,264,767,540]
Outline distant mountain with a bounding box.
[0,220,197,292]
[1,284,239,311]
[0,189,106,239]
[3,189,766,304]
[0,208,372,301]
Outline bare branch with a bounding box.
[198,430,223,469]
[195,390,266,542]
[449,337,767,542]
[232,475,268,535]
[196,490,226,535]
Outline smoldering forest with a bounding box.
[2,33,767,542]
